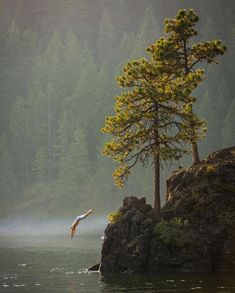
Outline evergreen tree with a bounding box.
[103,0,130,38]
[102,53,205,222]
[114,32,136,74]
[0,135,17,200]
[70,54,103,162]
[151,9,226,164]
[131,4,160,59]
[2,20,21,122]
[8,96,32,185]
[32,147,48,182]
[56,110,72,158]
[59,127,90,190]
[64,29,83,96]
[44,38,65,98]
[97,7,115,69]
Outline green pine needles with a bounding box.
[102,9,226,222]
[148,9,226,164]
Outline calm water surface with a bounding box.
[0,235,235,293]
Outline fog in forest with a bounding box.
[0,0,235,223]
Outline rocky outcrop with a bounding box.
[100,146,235,274]
[100,197,154,273]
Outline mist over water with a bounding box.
[0,216,107,238]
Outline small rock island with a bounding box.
[99,146,235,273]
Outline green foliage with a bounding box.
[155,218,192,247]
[148,9,226,163]
[150,9,226,67]
[102,9,207,189]
[107,210,122,224]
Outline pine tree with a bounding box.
[102,53,205,222]
[151,9,226,164]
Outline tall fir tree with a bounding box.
[59,127,90,192]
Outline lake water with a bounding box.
[0,225,235,292]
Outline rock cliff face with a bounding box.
[100,146,235,274]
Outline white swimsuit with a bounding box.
[75,214,87,221]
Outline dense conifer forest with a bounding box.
[0,0,234,218]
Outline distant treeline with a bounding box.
[0,0,234,218]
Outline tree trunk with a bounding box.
[192,142,200,165]
[153,151,161,223]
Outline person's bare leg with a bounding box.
[70,221,79,238]
[70,226,74,238]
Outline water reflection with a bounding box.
[0,235,235,293]
[100,272,235,292]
